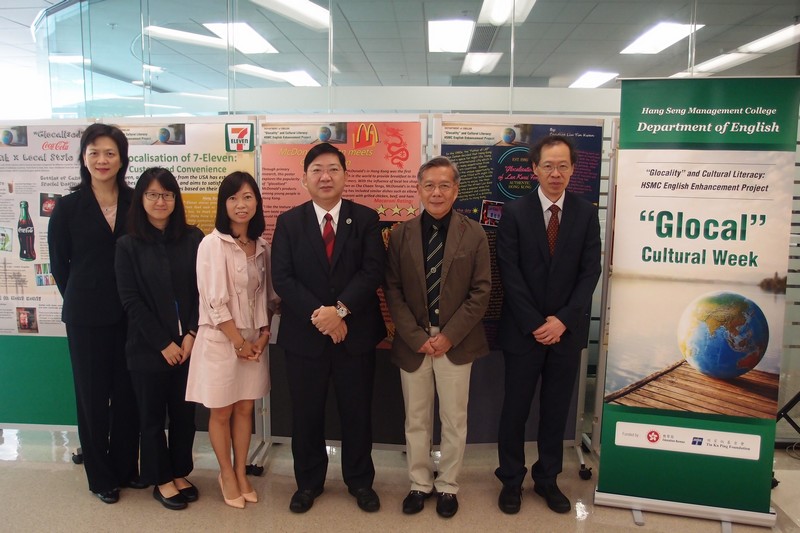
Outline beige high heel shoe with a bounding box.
[218,474,245,509]
[241,490,258,503]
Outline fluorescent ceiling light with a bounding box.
[428,20,475,53]
[477,0,536,26]
[131,80,144,86]
[461,53,503,74]
[231,64,321,87]
[177,92,228,101]
[49,55,90,64]
[249,0,329,31]
[738,23,800,53]
[143,64,165,72]
[621,22,704,54]
[145,26,227,49]
[694,52,761,73]
[203,23,278,54]
[569,71,618,88]
[144,103,182,109]
[669,71,711,78]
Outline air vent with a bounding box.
[468,25,499,53]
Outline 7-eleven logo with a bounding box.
[226,123,254,152]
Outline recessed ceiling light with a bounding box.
[145,26,227,49]
[428,20,475,53]
[569,71,618,88]
[249,0,329,31]
[621,22,704,54]
[203,23,278,54]
[477,0,536,26]
[738,23,800,53]
[48,55,90,64]
[693,53,760,73]
[461,53,503,74]
[231,64,321,87]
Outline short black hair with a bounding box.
[528,135,578,167]
[73,123,131,192]
[127,167,190,241]
[303,142,346,172]
[214,171,265,241]
[417,156,460,184]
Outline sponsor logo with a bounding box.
[647,430,660,443]
[691,437,703,446]
[226,123,254,152]
[353,122,379,149]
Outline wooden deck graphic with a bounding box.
[604,360,779,419]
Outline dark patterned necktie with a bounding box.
[322,213,335,263]
[426,222,444,326]
[547,204,560,255]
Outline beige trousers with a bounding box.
[400,353,472,495]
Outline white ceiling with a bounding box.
[1,0,799,104]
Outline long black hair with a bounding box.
[214,171,265,241]
[128,167,190,241]
[72,123,131,192]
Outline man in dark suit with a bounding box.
[495,135,601,514]
[384,156,490,518]
[272,142,387,514]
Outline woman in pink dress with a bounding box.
[186,171,278,508]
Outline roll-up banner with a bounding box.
[597,78,800,526]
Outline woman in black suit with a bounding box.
[115,167,204,511]
[48,123,142,503]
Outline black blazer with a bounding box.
[497,190,601,356]
[48,187,133,326]
[272,199,387,357]
[115,226,204,373]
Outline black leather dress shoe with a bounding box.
[533,483,571,513]
[178,481,199,502]
[498,484,522,514]
[289,487,323,513]
[436,492,458,518]
[122,477,149,489]
[402,490,433,514]
[348,487,380,512]
[93,489,120,504]
[153,486,188,510]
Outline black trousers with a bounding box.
[495,346,580,488]
[285,344,376,492]
[130,364,195,486]
[66,322,140,493]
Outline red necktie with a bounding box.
[322,213,335,262]
[547,204,560,255]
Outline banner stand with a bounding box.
[594,490,776,528]
[246,395,272,472]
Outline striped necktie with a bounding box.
[426,222,444,326]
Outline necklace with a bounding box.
[236,237,250,246]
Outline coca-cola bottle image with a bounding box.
[18,200,36,261]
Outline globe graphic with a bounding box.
[677,291,768,379]
[158,128,170,143]
[1,130,12,145]
[502,127,516,143]
[318,126,332,142]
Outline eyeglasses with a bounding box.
[537,163,572,176]
[421,182,455,193]
[144,191,176,202]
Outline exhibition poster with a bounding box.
[598,78,800,517]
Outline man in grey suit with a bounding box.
[385,156,491,518]
[495,135,601,515]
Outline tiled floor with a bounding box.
[0,427,797,532]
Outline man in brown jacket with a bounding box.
[384,156,491,518]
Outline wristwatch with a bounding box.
[335,301,349,318]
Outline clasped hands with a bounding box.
[311,305,347,344]
[533,315,566,346]
[235,331,269,362]
[418,333,452,358]
[161,334,196,366]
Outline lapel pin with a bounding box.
[346,218,352,225]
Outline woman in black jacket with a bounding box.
[48,123,142,504]
[115,167,204,511]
